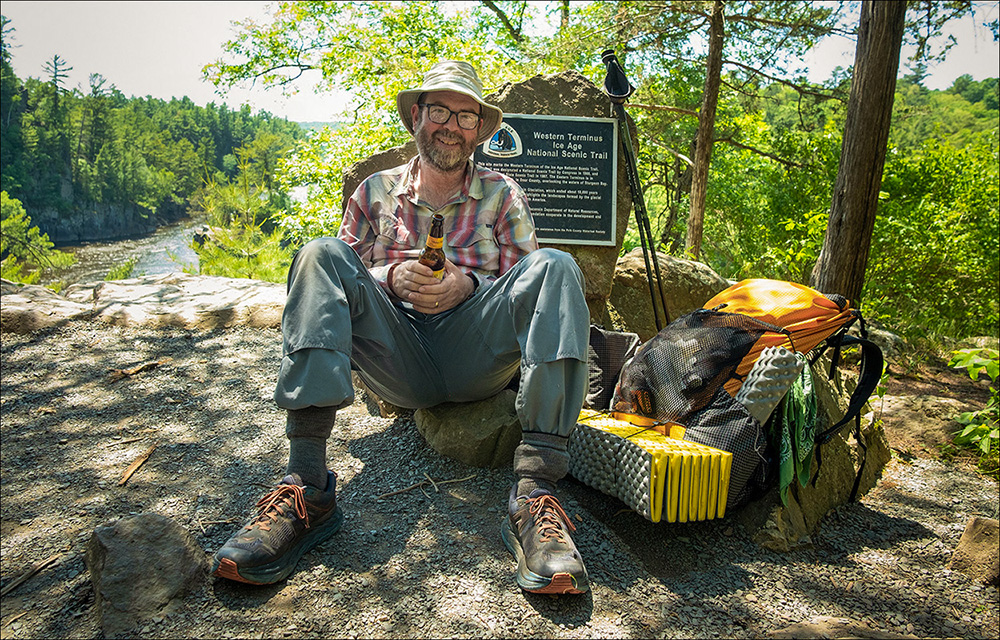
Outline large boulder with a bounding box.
[606,248,731,341]
[1,278,94,333]
[85,513,208,637]
[737,356,891,551]
[414,389,522,468]
[1,274,284,333]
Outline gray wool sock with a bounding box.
[512,433,568,505]
[515,477,557,498]
[285,407,336,489]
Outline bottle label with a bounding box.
[432,268,444,279]
[425,236,443,249]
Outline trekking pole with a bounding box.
[601,49,670,331]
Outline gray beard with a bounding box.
[416,125,476,173]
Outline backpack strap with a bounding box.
[848,413,868,502]
[814,334,884,445]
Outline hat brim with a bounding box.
[397,88,502,146]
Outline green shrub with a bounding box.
[105,256,141,281]
[0,191,75,284]
[949,347,999,480]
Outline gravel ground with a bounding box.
[1,322,998,639]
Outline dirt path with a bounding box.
[1,322,997,639]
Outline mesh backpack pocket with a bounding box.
[681,386,773,510]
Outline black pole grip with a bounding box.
[602,49,634,104]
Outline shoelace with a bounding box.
[527,494,576,543]
[247,483,310,532]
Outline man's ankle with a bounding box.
[515,477,556,497]
[509,478,557,515]
[286,436,329,489]
[285,407,336,489]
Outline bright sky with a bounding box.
[2,1,350,122]
[3,1,999,124]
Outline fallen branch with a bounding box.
[1,553,62,598]
[424,472,440,493]
[377,473,476,500]
[118,443,157,486]
[108,358,172,382]
[3,611,29,627]
[108,437,147,447]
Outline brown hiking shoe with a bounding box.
[211,471,343,585]
[500,488,589,594]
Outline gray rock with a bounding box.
[414,389,521,468]
[85,513,208,637]
[605,249,730,341]
[739,356,891,551]
[1,273,285,334]
[948,516,999,586]
[865,324,906,360]
[1,278,94,333]
[959,335,1000,351]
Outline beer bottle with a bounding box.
[418,214,446,280]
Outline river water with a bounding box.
[40,216,205,288]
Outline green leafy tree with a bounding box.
[204,1,572,229]
[866,130,999,341]
[1,15,26,195]
[2,19,301,221]
[0,190,74,283]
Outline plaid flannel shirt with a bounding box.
[338,157,538,295]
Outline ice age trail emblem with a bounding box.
[483,123,522,158]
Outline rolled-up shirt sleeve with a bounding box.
[338,182,395,294]
[494,186,538,277]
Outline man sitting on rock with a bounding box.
[211,60,592,595]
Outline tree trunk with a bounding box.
[809,0,905,304]
[685,0,725,260]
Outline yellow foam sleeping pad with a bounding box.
[569,409,734,523]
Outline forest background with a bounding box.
[1,1,997,353]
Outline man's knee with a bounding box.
[519,248,584,284]
[294,236,355,266]
[289,237,360,283]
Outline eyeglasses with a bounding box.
[418,103,482,130]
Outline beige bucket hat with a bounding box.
[396,60,503,145]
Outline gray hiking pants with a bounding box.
[273,237,590,483]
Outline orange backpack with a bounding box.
[704,279,859,397]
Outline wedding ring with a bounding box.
[435,301,439,308]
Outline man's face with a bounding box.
[412,90,481,173]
